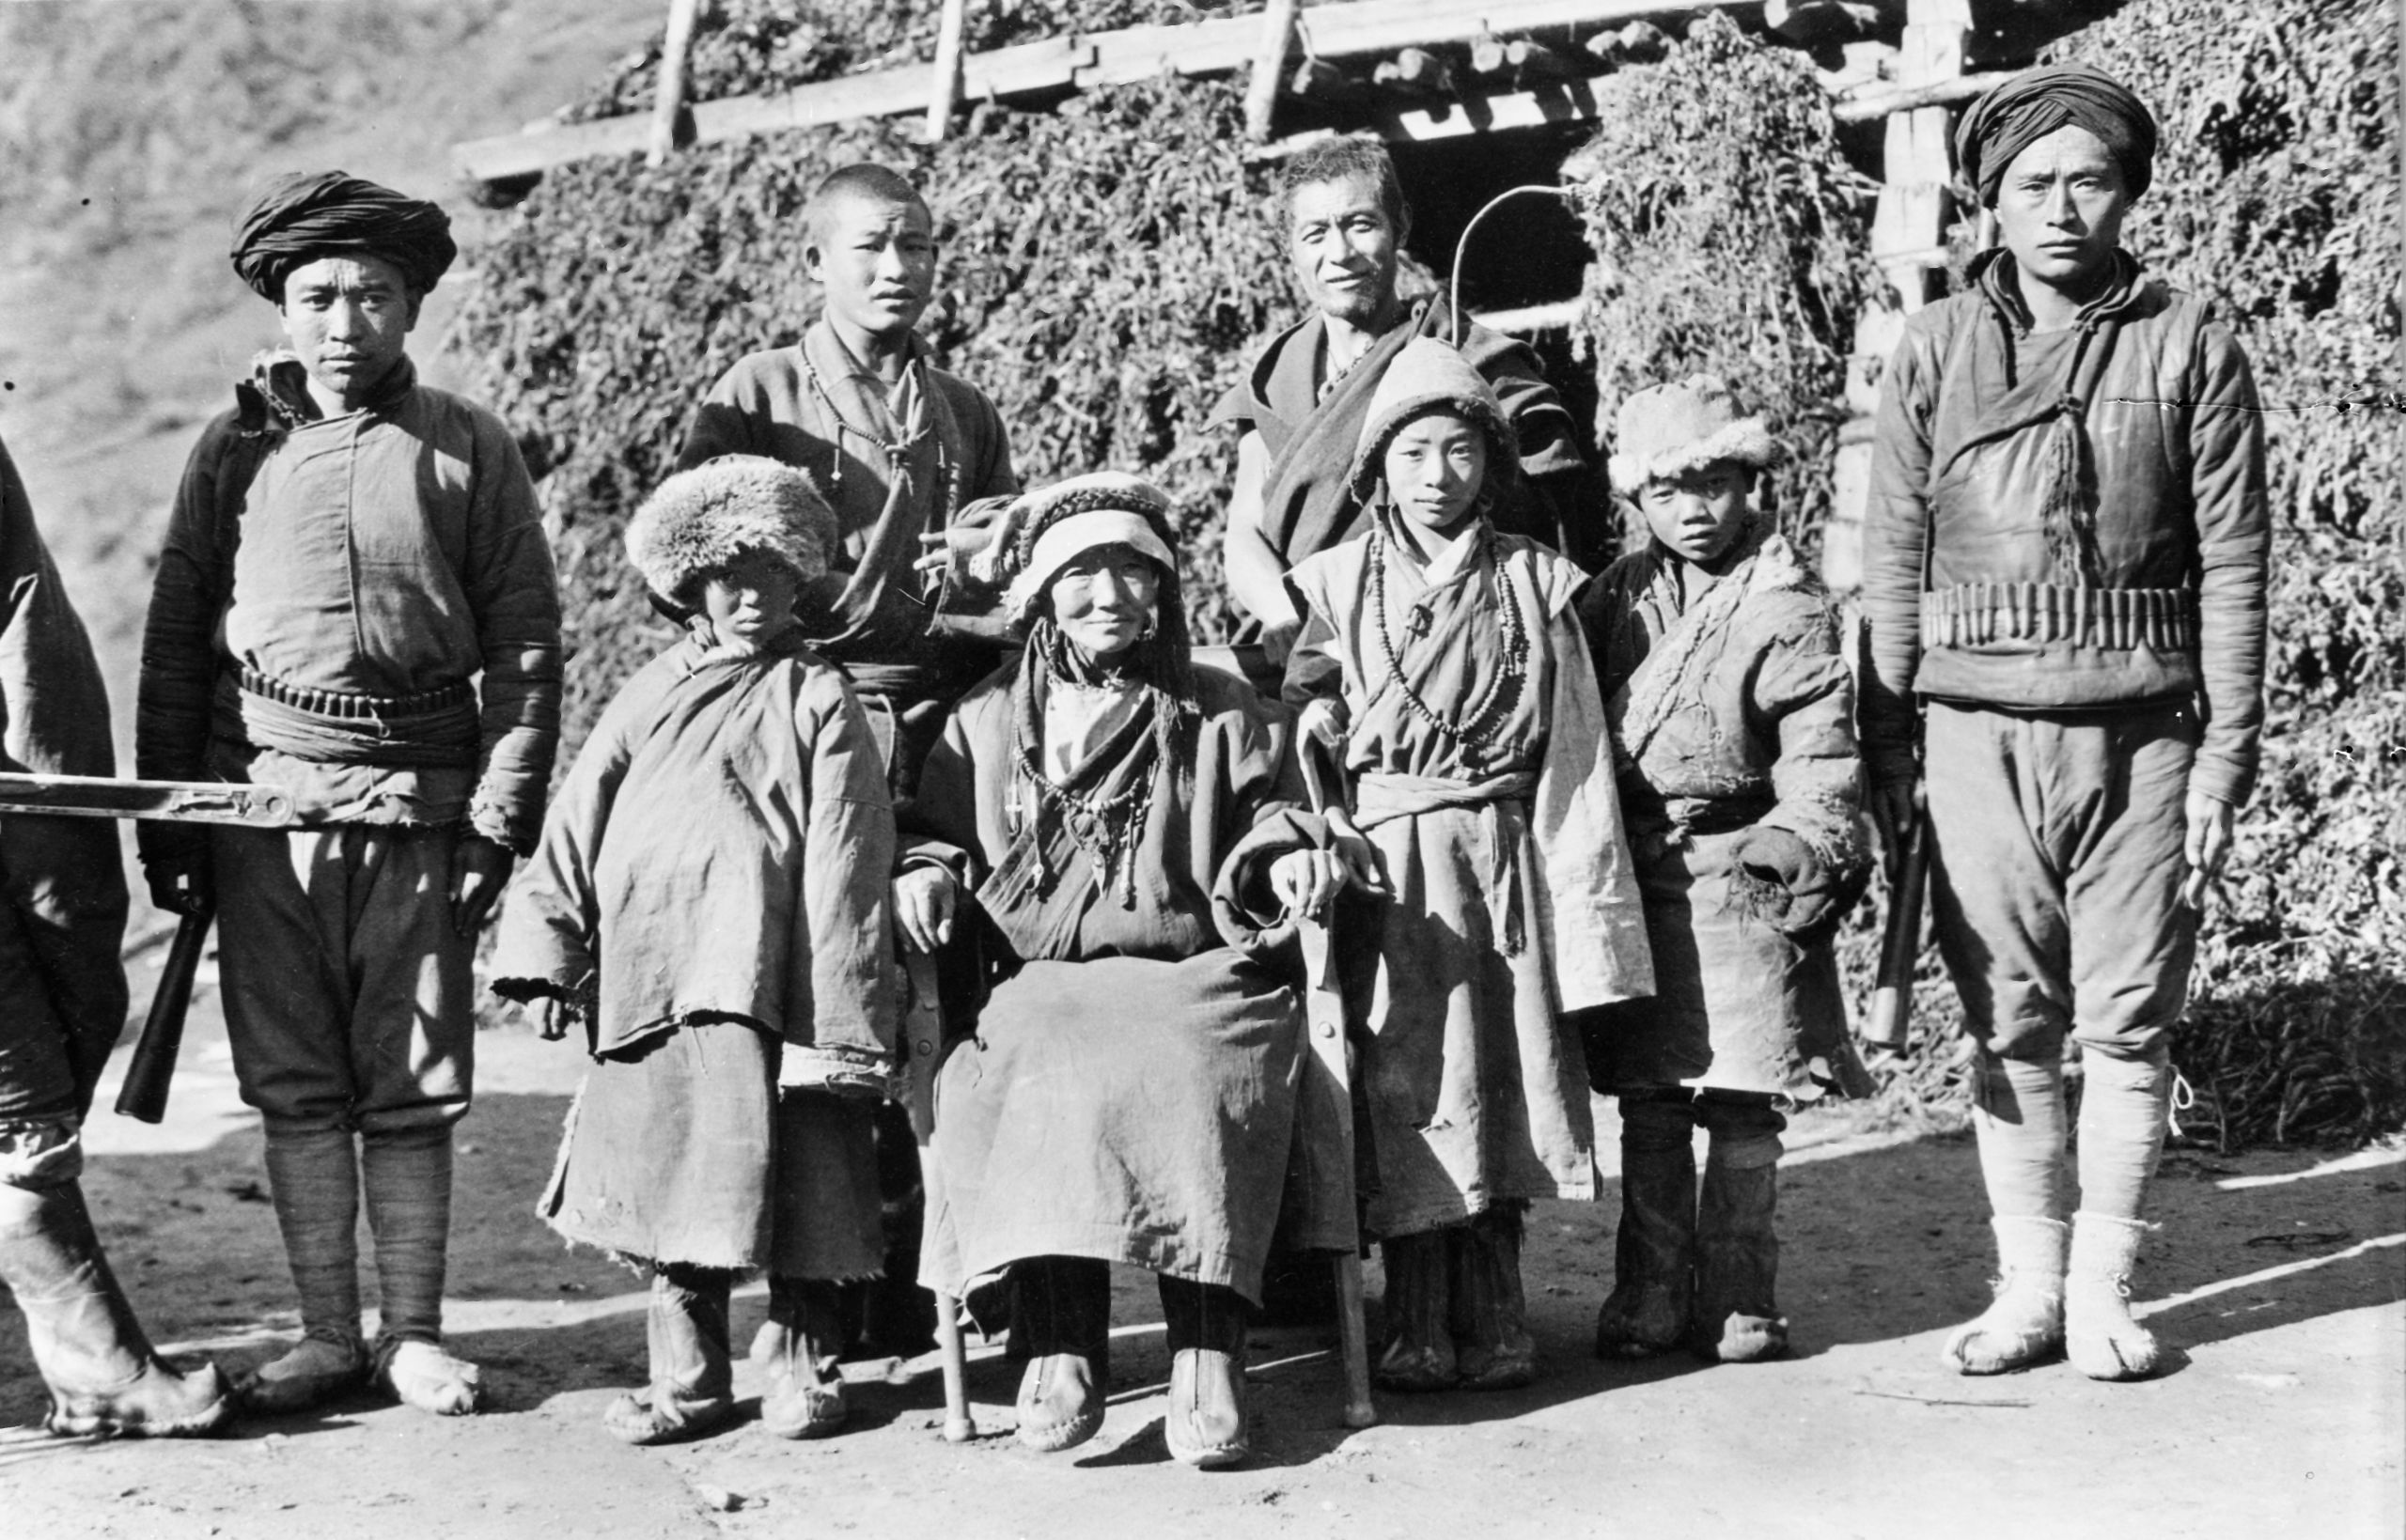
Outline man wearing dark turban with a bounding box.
[1860,67,2267,1384]
[137,173,561,1420]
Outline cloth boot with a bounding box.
[1595,1095,1697,1359]
[1691,1099,1787,1363]
[1160,1274,1249,1468]
[2063,1048,2172,1379]
[604,1265,735,1444]
[1010,1255,1109,1452]
[1449,1207,1536,1390]
[2067,1213,2162,1380]
[1373,1228,1457,1392]
[0,1179,233,1438]
[1942,1215,2068,1374]
[244,1123,367,1411]
[760,1277,850,1439]
[362,1125,477,1415]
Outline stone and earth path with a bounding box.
[4,949,2399,1540]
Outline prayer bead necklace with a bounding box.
[799,355,958,530]
[1367,518,1531,773]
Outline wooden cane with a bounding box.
[902,946,976,1442]
[1299,739,1378,1430]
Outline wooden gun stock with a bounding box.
[1865,821,1929,1050]
[114,906,214,1125]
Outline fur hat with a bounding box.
[625,456,836,603]
[1348,337,1519,505]
[1608,375,1780,491]
[968,472,1180,624]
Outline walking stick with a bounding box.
[1299,741,1378,1430]
[900,946,975,1442]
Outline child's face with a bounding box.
[1637,461,1755,565]
[698,550,803,653]
[805,192,936,344]
[1047,542,1162,662]
[1382,412,1489,537]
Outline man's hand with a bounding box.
[146,860,213,918]
[1868,778,1924,880]
[2180,787,2236,910]
[914,525,997,586]
[1298,696,1349,755]
[527,997,572,1042]
[449,833,514,937]
[1324,813,1393,900]
[893,865,958,956]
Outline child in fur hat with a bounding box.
[1283,338,1654,1392]
[492,456,898,1445]
[1576,375,1871,1365]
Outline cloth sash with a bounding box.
[1354,770,1538,955]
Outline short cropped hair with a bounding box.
[804,163,930,245]
[1276,136,1409,229]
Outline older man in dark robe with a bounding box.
[1211,137,1590,661]
[1860,66,2267,1382]
[138,172,562,1417]
[0,436,233,1438]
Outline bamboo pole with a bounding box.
[645,0,702,168]
[1244,0,1303,143]
[925,0,970,143]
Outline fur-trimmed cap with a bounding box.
[1608,375,1781,490]
[1348,337,1519,504]
[625,456,836,602]
[968,472,1180,624]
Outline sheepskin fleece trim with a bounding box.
[1608,417,1780,492]
[626,455,836,600]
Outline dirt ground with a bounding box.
[4,956,2400,1540]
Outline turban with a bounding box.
[1954,64,2157,208]
[229,171,457,303]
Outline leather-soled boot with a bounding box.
[761,1277,850,1439]
[1373,1228,1457,1392]
[603,1266,735,1445]
[0,1180,232,1438]
[1595,1097,1696,1359]
[1450,1208,1537,1390]
[1160,1274,1249,1468]
[1011,1256,1109,1453]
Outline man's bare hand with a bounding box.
[1868,778,1924,880]
[146,861,213,918]
[2180,787,2236,910]
[1325,815,1393,900]
[527,997,571,1041]
[450,834,514,937]
[893,865,958,956]
[1298,696,1348,754]
[914,525,996,584]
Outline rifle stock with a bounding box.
[114,905,214,1125]
[1865,821,1928,1050]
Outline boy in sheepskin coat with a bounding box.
[494,457,898,1446]
[1578,376,1870,1366]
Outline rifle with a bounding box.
[1297,737,1377,1430]
[0,771,296,1123]
[1865,816,1929,1050]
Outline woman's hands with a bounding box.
[1272,811,1393,923]
[893,864,960,955]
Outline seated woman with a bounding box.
[893,473,1344,1469]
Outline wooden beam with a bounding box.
[645,0,701,168]
[1834,68,2015,122]
[1374,76,1607,140]
[453,0,1756,186]
[1243,0,1302,142]
[924,0,970,143]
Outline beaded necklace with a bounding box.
[1006,623,1179,906]
[1366,514,1531,775]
